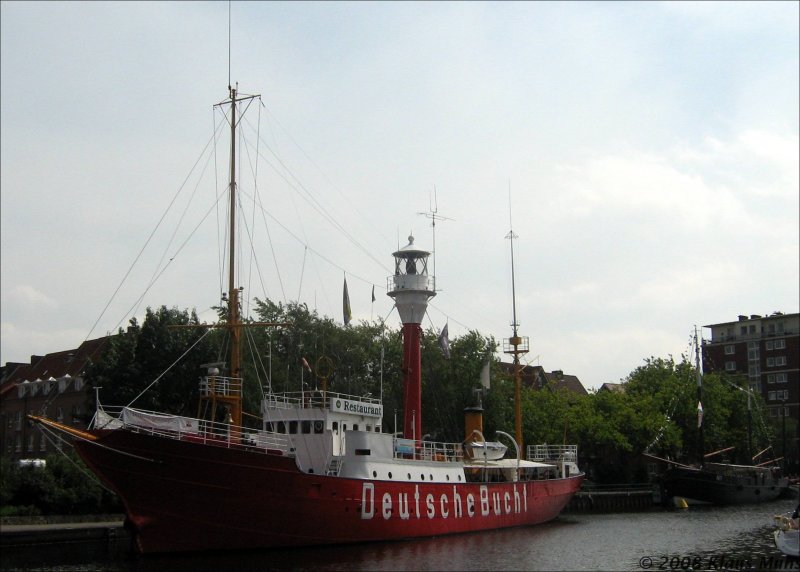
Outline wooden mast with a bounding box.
[227,84,242,430]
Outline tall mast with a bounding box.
[695,326,704,466]
[228,84,240,384]
[503,190,528,453]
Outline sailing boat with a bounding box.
[660,328,788,505]
[29,84,583,554]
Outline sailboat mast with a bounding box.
[228,85,240,380]
[503,189,528,454]
[695,326,704,466]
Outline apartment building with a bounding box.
[702,312,799,424]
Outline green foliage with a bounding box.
[85,306,220,415]
[0,453,120,516]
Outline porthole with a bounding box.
[373,471,377,478]
[446,475,450,481]
[458,475,462,481]
[421,474,425,481]
[407,473,411,480]
[429,474,433,481]
[388,472,393,479]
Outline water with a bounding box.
[3,499,797,571]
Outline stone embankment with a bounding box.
[565,483,659,513]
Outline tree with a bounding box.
[86,306,219,415]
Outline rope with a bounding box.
[35,424,117,495]
[126,328,213,408]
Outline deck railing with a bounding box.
[93,405,291,454]
[527,444,578,463]
[264,391,382,410]
[393,437,464,463]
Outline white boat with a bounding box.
[467,440,508,461]
[773,509,800,558]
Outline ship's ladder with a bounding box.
[326,457,343,476]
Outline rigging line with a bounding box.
[254,182,286,303]
[238,187,381,288]
[241,117,389,273]
[308,246,333,319]
[235,191,272,310]
[298,246,308,301]
[258,105,395,246]
[213,104,224,297]
[112,187,229,335]
[133,125,220,319]
[245,99,263,317]
[242,328,266,403]
[126,327,214,408]
[36,424,116,494]
[247,326,272,394]
[84,128,220,342]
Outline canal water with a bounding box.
[2,498,797,571]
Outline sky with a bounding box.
[1,1,798,390]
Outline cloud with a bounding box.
[9,285,58,309]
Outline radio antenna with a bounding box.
[418,185,453,292]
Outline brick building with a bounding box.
[0,337,108,461]
[702,312,798,425]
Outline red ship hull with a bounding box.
[76,430,583,554]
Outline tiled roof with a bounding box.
[0,336,110,387]
[498,362,587,395]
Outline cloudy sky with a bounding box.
[2,1,798,389]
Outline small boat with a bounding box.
[773,507,799,558]
[466,440,508,461]
[29,82,584,554]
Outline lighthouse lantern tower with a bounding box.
[387,235,436,442]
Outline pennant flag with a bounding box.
[480,360,491,389]
[697,401,704,428]
[301,357,312,372]
[371,285,376,303]
[343,277,352,325]
[438,322,450,359]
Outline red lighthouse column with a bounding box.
[402,322,423,441]
[387,235,435,443]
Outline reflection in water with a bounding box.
[3,498,797,571]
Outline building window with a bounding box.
[766,341,774,351]
[741,326,747,335]
[725,345,735,355]
[40,435,47,451]
[778,322,785,332]
[15,435,22,452]
[768,323,776,334]
[775,339,786,349]
[15,411,22,431]
[27,434,35,452]
[770,408,779,417]
[725,361,736,372]
[748,365,760,377]
[776,373,787,383]
[775,356,786,366]
[748,325,756,334]
[768,391,776,400]
[767,357,775,367]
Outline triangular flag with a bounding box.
[343,277,352,325]
[438,322,450,359]
[480,360,490,388]
[371,285,376,303]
